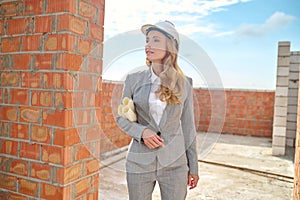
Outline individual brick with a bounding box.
[79,0,97,21]
[6,18,26,35]
[41,145,73,165]
[56,53,83,71]
[35,15,54,33]
[0,121,9,138]
[0,174,17,191]
[1,37,22,53]
[31,90,53,107]
[53,128,80,146]
[55,163,83,184]
[40,183,71,199]
[0,140,18,156]
[78,37,93,55]
[44,34,76,51]
[73,109,93,126]
[22,35,42,51]
[0,106,18,122]
[31,125,52,143]
[35,54,54,70]
[24,0,45,15]
[45,0,76,13]
[74,177,91,197]
[42,72,75,90]
[86,57,102,73]
[14,54,31,70]
[1,72,20,87]
[21,72,42,88]
[11,123,29,140]
[0,20,4,35]
[42,109,74,128]
[75,144,91,160]
[31,162,51,181]
[85,159,100,175]
[20,107,41,123]
[19,142,40,160]
[9,159,29,176]
[57,14,87,35]
[18,179,38,197]
[54,92,73,109]
[0,1,24,17]
[89,23,103,41]
[10,89,29,105]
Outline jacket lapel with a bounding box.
[136,68,182,131]
[142,68,152,113]
[159,105,169,128]
[134,69,160,130]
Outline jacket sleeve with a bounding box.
[181,78,199,175]
[116,74,147,143]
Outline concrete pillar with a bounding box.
[287,52,300,147]
[0,0,104,199]
[293,51,300,199]
[272,42,290,155]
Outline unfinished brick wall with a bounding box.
[100,83,275,153]
[0,0,104,199]
[100,81,131,154]
[194,89,274,137]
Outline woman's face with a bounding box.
[145,30,167,64]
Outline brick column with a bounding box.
[272,42,290,155]
[0,0,104,199]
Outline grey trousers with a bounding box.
[126,160,189,200]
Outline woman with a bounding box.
[116,20,199,200]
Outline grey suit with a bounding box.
[116,67,198,200]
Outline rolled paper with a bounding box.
[123,97,135,111]
[118,97,137,121]
[122,105,137,122]
[122,97,130,106]
[125,108,137,122]
[118,104,126,118]
[127,99,135,111]
[121,105,129,114]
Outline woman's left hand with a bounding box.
[188,174,199,190]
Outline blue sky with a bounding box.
[103,0,300,90]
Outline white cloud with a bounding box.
[104,0,250,39]
[179,23,217,35]
[235,12,296,37]
[214,31,235,37]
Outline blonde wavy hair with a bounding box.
[146,35,186,106]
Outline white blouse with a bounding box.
[149,67,167,126]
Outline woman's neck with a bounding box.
[151,63,164,76]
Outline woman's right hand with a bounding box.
[142,129,164,149]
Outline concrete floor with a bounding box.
[98,132,294,200]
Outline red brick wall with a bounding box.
[100,82,131,154]
[194,89,274,137]
[0,0,104,199]
[100,82,275,154]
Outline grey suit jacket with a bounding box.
[116,68,198,175]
